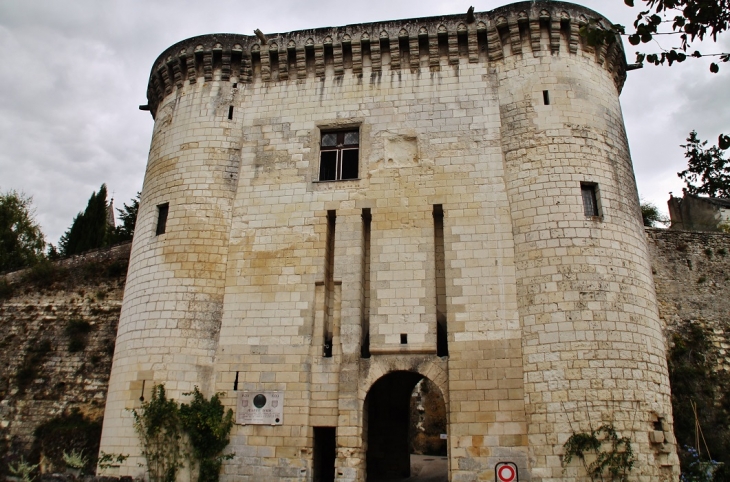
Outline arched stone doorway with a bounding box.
[364,371,447,481]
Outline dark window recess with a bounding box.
[361,208,371,359]
[581,184,599,217]
[323,335,333,358]
[319,130,359,181]
[323,210,336,358]
[543,90,550,105]
[228,106,234,120]
[313,427,336,482]
[156,203,169,235]
[433,204,448,357]
[233,371,239,391]
[400,333,408,344]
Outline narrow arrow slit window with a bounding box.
[319,130,359,181]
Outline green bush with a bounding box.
[180,387,234,482]
[65,319,92,352]
[131,385,234,482]
[22,260,67,289]
[132,385,184,482]
[104,259,129,278]
[31,408,102,474]
[15,338,53,389]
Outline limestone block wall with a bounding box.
[98,78,243,470]
[492,10,677,478]
[648,229,730,355]
[99,1,678,481]
[0,244,129,463]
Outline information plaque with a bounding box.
[236,391,284,425]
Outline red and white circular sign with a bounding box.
[496,463,517,482]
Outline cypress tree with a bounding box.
[59,184,110,257]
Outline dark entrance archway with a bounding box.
[365,371,447,481]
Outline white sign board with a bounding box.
[495,462,518,482]
[236,391,284,425]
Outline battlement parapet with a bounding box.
[145,1,626,117]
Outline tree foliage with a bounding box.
[180,387,234,482]
[131,384,234,482]
[131,385,184,482]
[111,192,140,243]
[0,190,45,272]
[678,131,730,198]
[641,201,670,226]
[619,0,730,73]
[562,424,635,481]
[59,184,111,257]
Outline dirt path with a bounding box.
[368,455,448,482]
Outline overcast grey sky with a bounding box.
[0,0,728,244]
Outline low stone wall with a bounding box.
[0,244,130,474]
[646,228,730,365]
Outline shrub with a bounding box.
[22,260,67,289]
[180,387,234,482]
[15,339,53,389]
[132,385,183,482]
[32,409,102,474]
[65,319,92,352]
[8,457,39,482]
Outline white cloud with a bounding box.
[0,1,727,241]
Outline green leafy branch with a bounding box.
[131,385,184,482]
[580,0,729,73]
[130,384,235,482]
[97,451,129,470]
[563,424,635,482]
[180,387,235,482]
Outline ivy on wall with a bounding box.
[131,384,234,482]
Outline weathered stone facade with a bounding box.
[97,2,679,481]
[648,229,730,355]
[6,231,730,479]
[668,193,730,232]
[0,244,129,466]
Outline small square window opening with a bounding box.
[156,203,169,235]
[319,130,359,181]
[581,184,599,217]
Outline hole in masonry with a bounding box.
[400,334,408,344]
[228,106,234,119]
[543,90,550,105]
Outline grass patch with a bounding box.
[22,260,68,289]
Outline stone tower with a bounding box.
[99,1,679,480]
